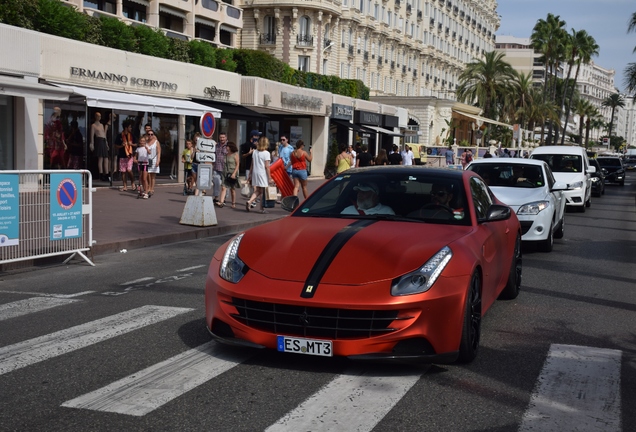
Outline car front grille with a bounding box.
[520,221,533,235]
[228,297,403,339]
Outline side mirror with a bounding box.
[587,165,596,174]
[484,204,511,222]
[601,168,608,175]
[280,196,299,212]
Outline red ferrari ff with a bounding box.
[205,167,522,364]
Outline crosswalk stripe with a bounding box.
[0,297,79,321]
[0,305,192,376]
[62,341,250,416]
[519,344,622,432]
[265,368,421,432]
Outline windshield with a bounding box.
[531,154,582,173]
[468,163,545,188]
[292,172,471,226]
[597,158,622,167]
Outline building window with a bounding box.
[0,96,13,170]
[83,0,116,14]
[122,0,146,22]
[298,56,310,71]
[159,13,184,33]
[195,23,216,42]
[201,0,218,11]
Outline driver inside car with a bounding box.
[340,182,395,215]
[407,183,463,219]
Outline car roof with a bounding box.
[597,156,621,159]
[530,145,586,156]
[347,165,468,180]
[468,159,546,167]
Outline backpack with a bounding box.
[465,151,473,163]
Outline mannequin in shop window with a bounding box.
[90,111,111,181]
[44,106,66,169]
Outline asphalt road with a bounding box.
[0,172,634,431]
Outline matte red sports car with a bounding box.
[205,167,522,364]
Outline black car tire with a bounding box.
[457,271,482,363]
[538,222,554,252]
[554,215,565,239]
[500,234,522,300]
[620,181,625,186]
[585,194,591,207]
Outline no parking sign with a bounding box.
[200,112,216,139]
[50,173,82,240]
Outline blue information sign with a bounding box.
[50,173,83,240]
[0,174,20,247]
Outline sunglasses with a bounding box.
[281,138,287,141]
[147,133,154,136]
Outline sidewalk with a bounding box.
[90,177,325,256]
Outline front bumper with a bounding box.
[205,261,470,364]
[517,211,553,242]
[562,188,585,207]
[605,172,625,183]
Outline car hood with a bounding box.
[236,217,472,284]
[598,165,622,173]
[489,187,550,209]
[551,172,586,184]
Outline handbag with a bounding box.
[225,172,237,187]
[240,181,251,198]
[265,186,278,200]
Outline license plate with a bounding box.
[277,336,333,357]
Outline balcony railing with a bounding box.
[391,60,395,69]
[406,4,411,14]
[364,51,369,61]
[417,10,422,20]
[297,34,313,46]
[430,18,435,26]
[413,69,417,77]
[378,56,383,65]
[395,0,401,8]
[348,45,354,55]
[260,33,276,44]
[402,65,406,73]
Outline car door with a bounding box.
[470,177,509,307]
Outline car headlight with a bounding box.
[391,246,453,296]
[517,201,549,215]
[568,181,583,190]
[219,233,247,283]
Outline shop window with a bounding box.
[43,101,88,171]
[0,96,14,170]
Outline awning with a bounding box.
[194,99,268,122]
[219,25,237,34]
[126,0,149,6]
[331,119,375,134]
[54,84,220,117]
[452,110,513,129]
[363,125,404,137]
[0,75,71,100]
[159,5,186,19]
[195,17,216,28]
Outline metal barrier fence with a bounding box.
[0,170,94,266]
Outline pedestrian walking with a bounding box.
[291,139,313,199]
[246,137,273,213]
[146,128,161,197]
[213,132,228,204]
[216,142,240,209]
[335,143,353,173]
[115,120,136,191]
[134,135,150,199]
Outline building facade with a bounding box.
[239,0,499,99]
[61,0,243,47]
[494,35,543,86]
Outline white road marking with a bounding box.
[176,265,206,272]
[120,277,155,286]
[62,341,250,416]
[0,305,193,376]
[519,344,622,432]
[0,297,79,321]
[0,290,94,298]
[266,368,421,432]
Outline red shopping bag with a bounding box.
[270,158,295,197]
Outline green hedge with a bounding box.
[0,0,370,100]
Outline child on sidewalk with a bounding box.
[134,135,150,199]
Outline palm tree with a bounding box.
[531,14,567,144]
[573,98,595,145]
[557,30,599,144]
[560,30,599,145]
[626,12,636,97]
[602,93,626,138]
[508,71,534,129]
[456,50,516,120]
[584,108,601,148]
[589,117,606,143]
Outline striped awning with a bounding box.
[159,5,186,19]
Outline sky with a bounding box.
[495,0,635,93]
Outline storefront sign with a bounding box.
[69,67,178,91]
[281,92,323,111]
[354,110,381,126]
[0,174,19,247]
[204,86,231,101]
[331,104,354,120]
[50,173,82,241]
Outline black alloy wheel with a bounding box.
[457,271,482,363]
[500,233,522,300]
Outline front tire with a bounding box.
[538,222,554,252]
[500,234,522,300]
[554,215,565,239]
[457,271,482,363]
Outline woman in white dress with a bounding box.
[246,137,272,213]
[146,130,161,197]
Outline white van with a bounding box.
[530,146,595,212]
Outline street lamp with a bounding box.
[322,42,334,53]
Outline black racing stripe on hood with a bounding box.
[300,219,377,298]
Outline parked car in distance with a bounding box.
[205,167,522,365]
[588,158,606,196]
[530,146,594,212]
[467,159,567,252]
[621,155,636,171]
[596,157,625,186]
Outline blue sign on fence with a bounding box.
[50,173,82,240]
[0,174,19,247]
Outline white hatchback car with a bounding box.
[529,146,595,212]
[467,159,567,252]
